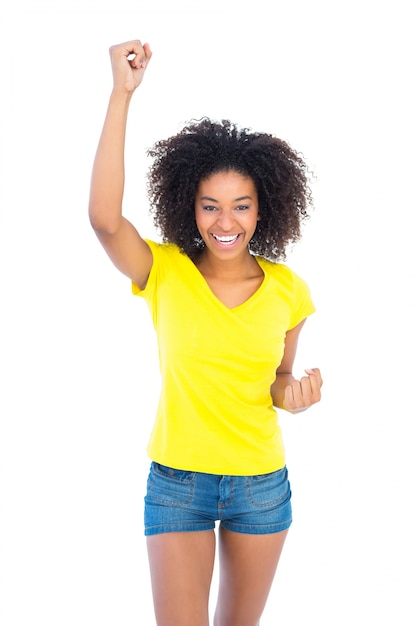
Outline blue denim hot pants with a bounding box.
[144,462,292,536]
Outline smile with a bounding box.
[211,234,240,246]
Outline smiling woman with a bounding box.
[146,117,312,264]
[195,171,259,251]
[88,39,323,626]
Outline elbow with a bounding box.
[88,205,121,236]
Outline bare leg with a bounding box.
[146,530,216,626]
[214,527,289,626]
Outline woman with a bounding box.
[89,39,323,626]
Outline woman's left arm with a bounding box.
[271,319,323,413]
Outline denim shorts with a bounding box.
[144,462,292,536]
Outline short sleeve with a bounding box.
[288,271,316,329]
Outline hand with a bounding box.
[109,40,152,94]
[283,368,323,413]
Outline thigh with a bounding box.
[214,526,288,626]
[147,530,216,626]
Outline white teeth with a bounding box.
[212,234,239,244]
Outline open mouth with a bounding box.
[211,233,240,246]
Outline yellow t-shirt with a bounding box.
[133,240,315,475]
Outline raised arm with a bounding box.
[271,320,323,413]
[89,40,153,289]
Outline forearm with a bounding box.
[88,89,133,233]
[271,372,296,411]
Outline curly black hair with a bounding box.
[146,118,313,262]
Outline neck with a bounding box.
[196,248,259,279]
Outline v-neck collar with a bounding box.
[188,255,267,311]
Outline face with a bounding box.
[195,170,260,260]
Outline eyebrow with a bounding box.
[199,195,253,202]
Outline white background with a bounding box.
[1,1,416,624]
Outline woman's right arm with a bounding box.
[88,40,153,289]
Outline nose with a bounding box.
[216,210,235,231]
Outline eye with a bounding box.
[202,205,217,211]
[235,204,250,211]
